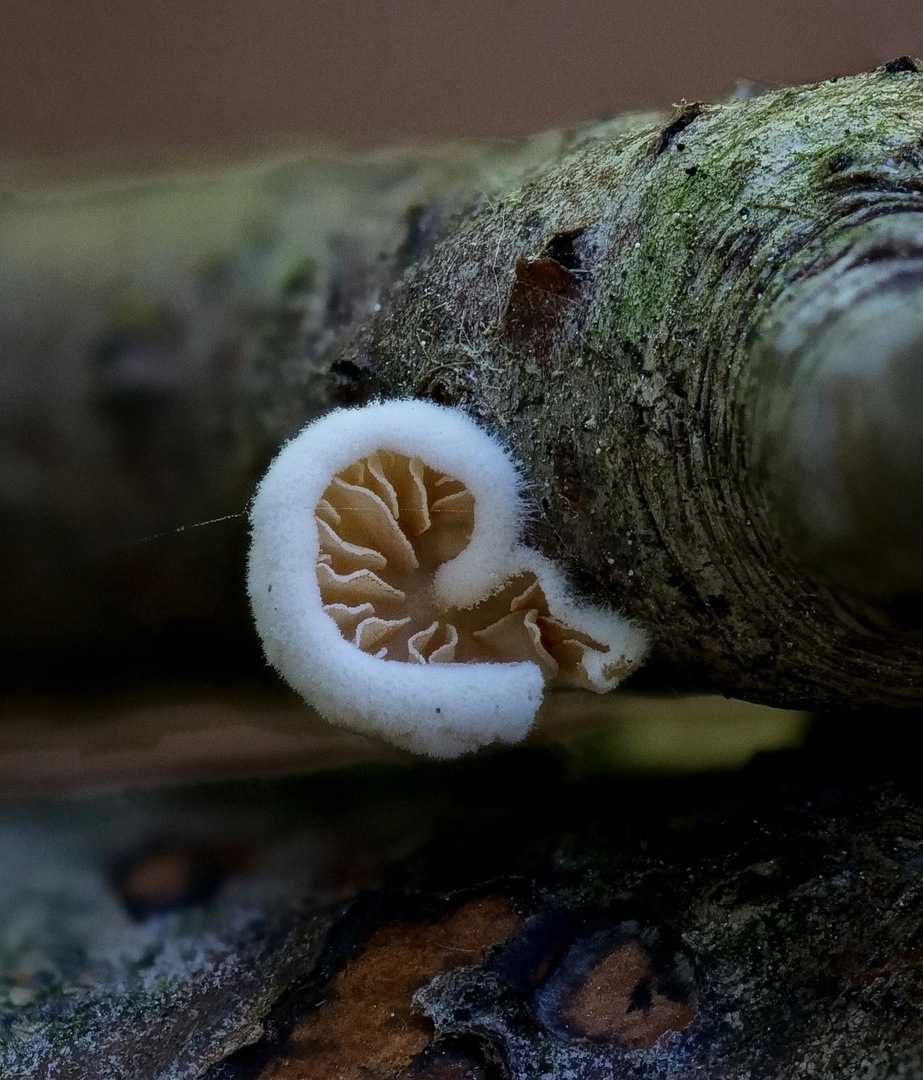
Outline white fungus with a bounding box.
[247,400,648,757]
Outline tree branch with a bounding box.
[2,64,922,712]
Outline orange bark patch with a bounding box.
[256,894,521,1079]
[559,941,696,1049]
[113,840,251,919]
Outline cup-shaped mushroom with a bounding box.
[248,401,647,757]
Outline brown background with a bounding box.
[1,0,921,158]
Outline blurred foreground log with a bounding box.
[1,740,922,1079]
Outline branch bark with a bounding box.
[3,63,923,710]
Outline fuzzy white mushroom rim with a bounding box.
[247,400,648,757]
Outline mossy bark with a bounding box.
[3,63,923,711]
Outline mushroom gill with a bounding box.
[316,449,612,689]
